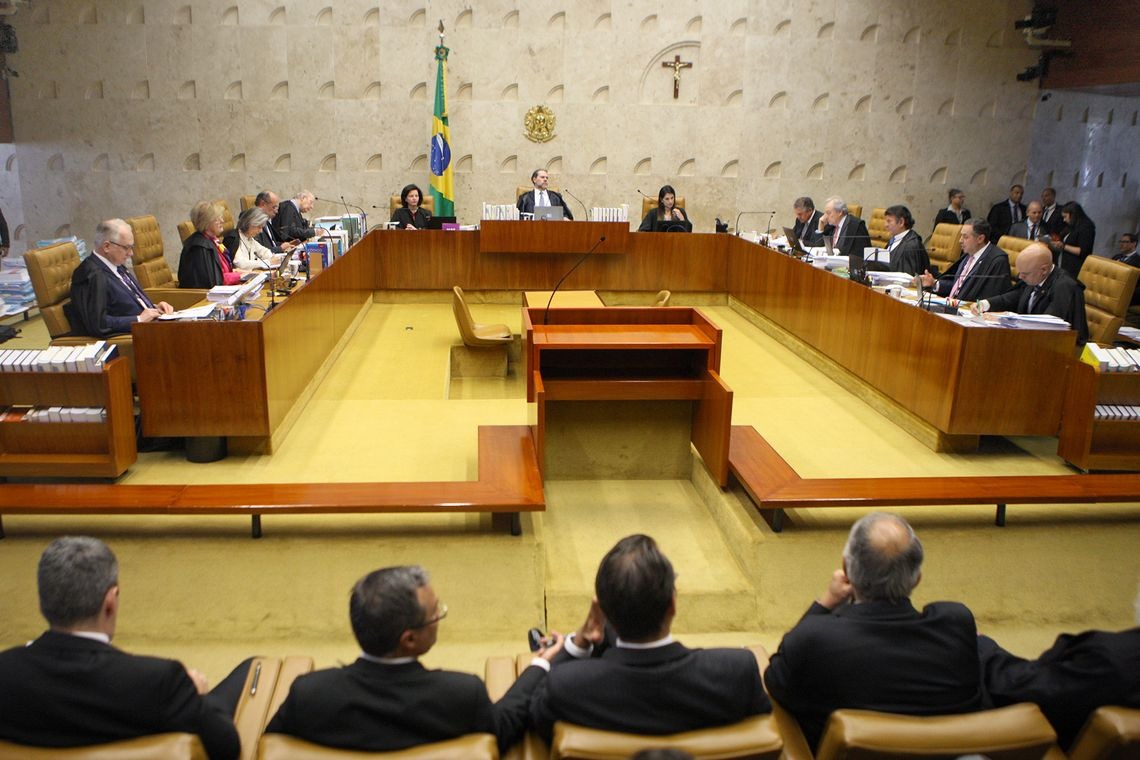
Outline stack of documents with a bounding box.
[0,258,37,314]
[867,271,914,286]
[207,274,267,306]
[158,304,217,321]
[1085,343,1140,372]
[994,313,1071,330]
[36,235,87,258]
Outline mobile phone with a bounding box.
[527,627,546,652]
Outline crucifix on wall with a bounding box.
[662,54,692,99]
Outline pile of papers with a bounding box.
[867,271,914,286]
[0,257,36,315]
[158,304,216,321]
[0,341,118,372]
[35,235,87,259]
[1085,344,1140,372]
[994,313,1071,330]
[207,273,266,305]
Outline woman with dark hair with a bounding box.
[933,188,970,230]
[883,205,930,276]
[390,184,431,230]
[1052,201,1096,276]
[638,185,692,232]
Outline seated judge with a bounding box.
[882,205,930,276]
[932,188,971,230]
[178,201,251,289]
[222,208,284,271]
[267,565,561,754]
[791,196,823,247]
[275,190,318,240]
[68,218,173,337]
[0,537,247,760]
[1009,200,1047,242]
[972,242,1088,344]
[253,191,299,253]
[517,169,573,220]
[529,534,771,741]
[1050,201,1096,277]
[918,218,1012,303]
[817,197,870,257]
[391,184,432,230]
[638,185,691,232]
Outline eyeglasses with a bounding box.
[410,602,448,628]
[108,241,135,251]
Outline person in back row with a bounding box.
[764,512,988,750]
[932,188,971,230]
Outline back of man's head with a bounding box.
[842,513,923,603]
[38,536,118,629]
[595,534,675,641]
[349,565,429,657]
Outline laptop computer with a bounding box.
[782,226,808,254]
[533,206,564,221]
[424,216,457,230]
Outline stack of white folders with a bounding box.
[1093,404,1140,420]
[206,273,267,305]
[994,313,1071,330]
[0,341,117,373]
[867,271,913,286]
[1086,344,1140,372]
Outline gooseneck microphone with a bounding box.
[734,211,776,236]
[544,236,606,325]
[561,187,589,221]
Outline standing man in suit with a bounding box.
[933,188,971,231]
[1009,201,1047,241]
[817,197,870,258]
[973,243,1088,344]
[275,190,318,240]
[517,169,574,220]
[530,534,770,741]
[68,218,173,337]
[987,184,1027,240]
[764,513,988,751]
[0,537,244,759]
[919,218,1012,302]
[267,565,562,754]
[1040,186,1063,237]
[791,196,823,247]
[882,205,930,276]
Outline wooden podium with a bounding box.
[523,306,733,485]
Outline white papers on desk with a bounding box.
[1119,326,1140,341]
[993,312,1071,330]
[867,271,913,286]
[206,273,266,305]
[159,304,217,321]
[936,312,989,327]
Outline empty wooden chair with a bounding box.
[452,287,511,347]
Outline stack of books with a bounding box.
[1,406,107,423]
[1093,404,1140,420]
[0,342,118,372]
[1085,344,1140,372]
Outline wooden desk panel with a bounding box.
[479,220,630,253]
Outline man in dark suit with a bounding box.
[1009,201,1047,242]
[919,218,1013,302]
[68,218,173,337]
[266,565,561,754]
[882,205,930,276]
[275,190,318,240]
[818,197,870,258]
[974,242,1089,344]
[979,623,1140,750]
[764,513,988,751]
[253,191,300,253]
[0,537,243,760]
[1113,232,1139,267]
[1040,186,1064,237]
[987,184,1027,240]
[791,196,823,248]
[529,534,771,741]
[516,169,574,220]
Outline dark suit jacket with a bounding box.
[987,199,1028,240]
[638,208,691,232]
[266,658,545,754]
[979,628,1140,749]
[822,215,870,259]
[178,232,225,289]
[256,218,285,252]
[985,266,1089,344]
[1059,219,1096,278]
[887,229,930,276]
[932,243,1012,302]
[933,207,971,231]
[517,190,574,220]
[793,210,823,247]
[530,642,770,742]
[391,207,432,229]
[1009,220,1047,242]
[0,631,239,760]
[1040,204,1064,236]
[67,254,150,337]
[764,600,988,751]
[275,200,316,240]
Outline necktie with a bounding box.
[1012,202,1021,223]
[117,265,154,309]
[539,190,548,207]
[949,254,979,299]
[1028,224,1035,239]
[1028,285,1041,312]
[832,221,841,247]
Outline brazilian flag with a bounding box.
[429,42,455,217]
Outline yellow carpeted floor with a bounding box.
[0,300,1136,688]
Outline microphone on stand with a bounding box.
[734,211,776,236]
[562,187,589,221]
[246,244,278,312]
[544,236,606,326]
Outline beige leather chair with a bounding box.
[997,235,1035,286]
[550,717,782,760]
[517,184,561,201]
[388,194,436,217]
[0,733,207,759]
[867,207,887,248]
[814,703,1064,760]
[215,199,236,234]
[653,289,672,307]
[23,241,135,375]
[240,194,258,212]
[927,222,964,275]
[452,286,512,347]
[1079,255,1140,345]
[124,215,207,310]
[1068,706,1140,760]
[177,220,196,243]
[640,196,687,219]
[847,204,863,220]
[234,656,315,760]
[257,734,498,760]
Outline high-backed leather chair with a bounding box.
[214,199,236,234]
[233,656,315,760]
[257,734,498,760]
[177,220,196,243]
[23,241,135,375]
[240,194,258,212]
[1079,255,1140,345]
[516,184,560,201]
[452,286,512,347]
[813,704,1064,760]
[997,235,1035,286]
[847,204,863,220]
[1068,706,1140,760]
[0,733,207,759]
[867,207,887,248]
[387,194,436,217]
[640,196,686,219]
[927,222,964,275]
[124,215,206,310]
[550,717,782,760]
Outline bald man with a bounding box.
[764,512,988,750]
[1009,201,1046,242]
[974,243,1088,344]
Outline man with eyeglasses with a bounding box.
[266,565,563,753]
[68,218,173,338]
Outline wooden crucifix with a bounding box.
[662,54,692,99]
